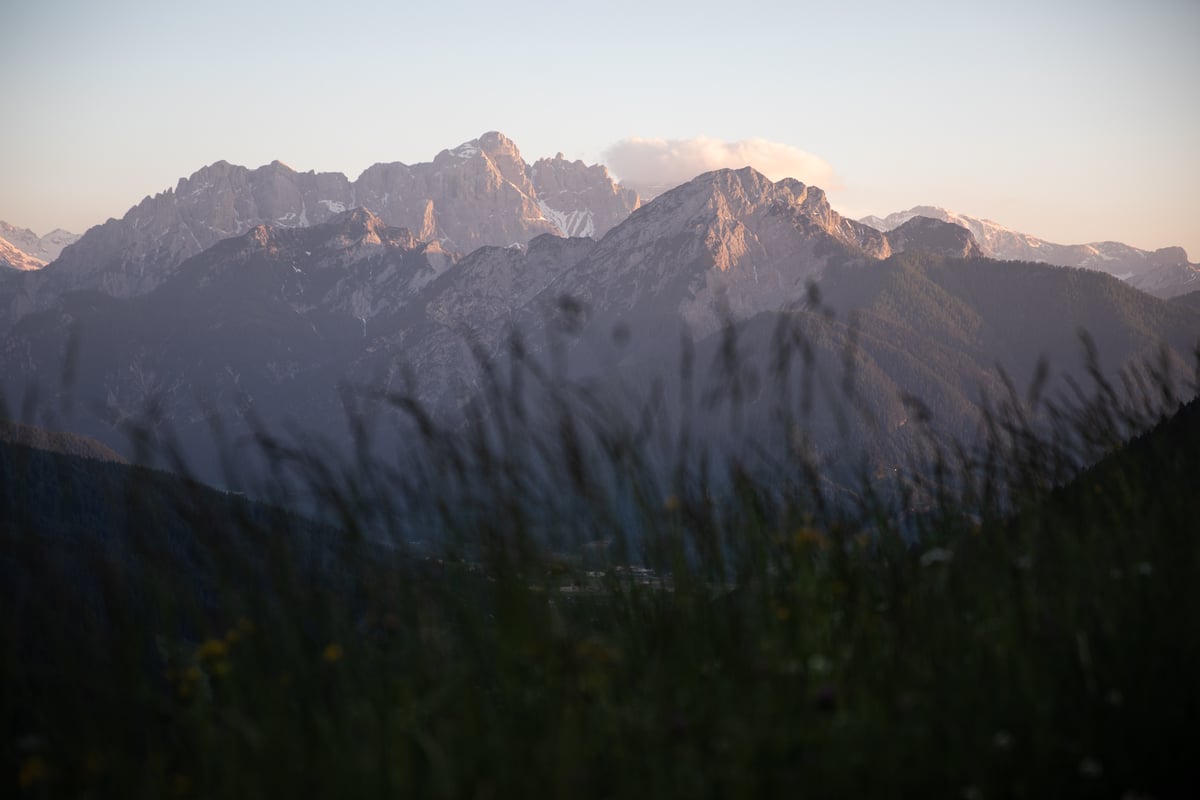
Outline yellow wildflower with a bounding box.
[323,643,344,663]
[177,665,202,700]
[196,638,228,663]
[172,773,193,796]
[18,755,47,788]
[793,527,826,549]
[85,751,106,775]
[574,635,622,665]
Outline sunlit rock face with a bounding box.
[0,236,46,272]
[530,152,641,239]
[356,132,558,254]
[0,166,898,471]
[4,168,1199,493]
[542,167,891,341]
[0,222,80,271]
[26,133,639,317]
[41,160,357,301]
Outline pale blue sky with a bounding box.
[2,0,1197,256]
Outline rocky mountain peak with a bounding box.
[634,167,874,255]
[325,206,406,249]
[0,235,47,271]
[435,132,528,181]
[696,166,777,207]
[531,153,620,190]
[860,205,1199,295]
[178,159,234,188]
[907,204,951,219]
[477,130,519,156]
[530,153,640,240]
[170,160,251,205]
[860,206,995,236]
[627,167,770,226]
[331,205,381,229]
[0,222,79,268]
[884,216,984,259]
[11,134,639,322]
[1153,246,1188,265]
[651,168,834,225]
[477,131,535,196]
[543,168,890,343]
[222,208,417,263]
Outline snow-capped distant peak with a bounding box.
[450,142,481,159]
[0,221,80,263]
[859,206,1016,239]
[858,204,1199,293]
[0,234,48,271]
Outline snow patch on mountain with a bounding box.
[0,222,80,265]
[0,235,47,271]
[13,133,638,323]
[537,201,596,238]
[859,205,1198,295]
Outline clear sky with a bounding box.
[2,0,1198,257]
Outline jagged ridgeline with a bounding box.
[2,160,1198,497]
[860,205,1200,298]
[4,131,637,309]
[0,221,80,272]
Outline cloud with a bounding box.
[603,136,839,195]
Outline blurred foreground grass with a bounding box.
[2,339,1199,799]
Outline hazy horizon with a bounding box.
[2,0,1197,257]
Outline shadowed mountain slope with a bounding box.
[2,171,1195,491]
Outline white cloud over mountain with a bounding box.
[604,136,839,196]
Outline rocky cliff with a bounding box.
[31,133,638,313]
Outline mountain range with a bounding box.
[860,206,1200,298]
[2,133,637,325]
[4,152,1196,490]
[0,222,79,271]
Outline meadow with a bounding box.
[3,326,1198,799]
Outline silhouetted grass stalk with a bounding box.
[2,308,1198,797]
